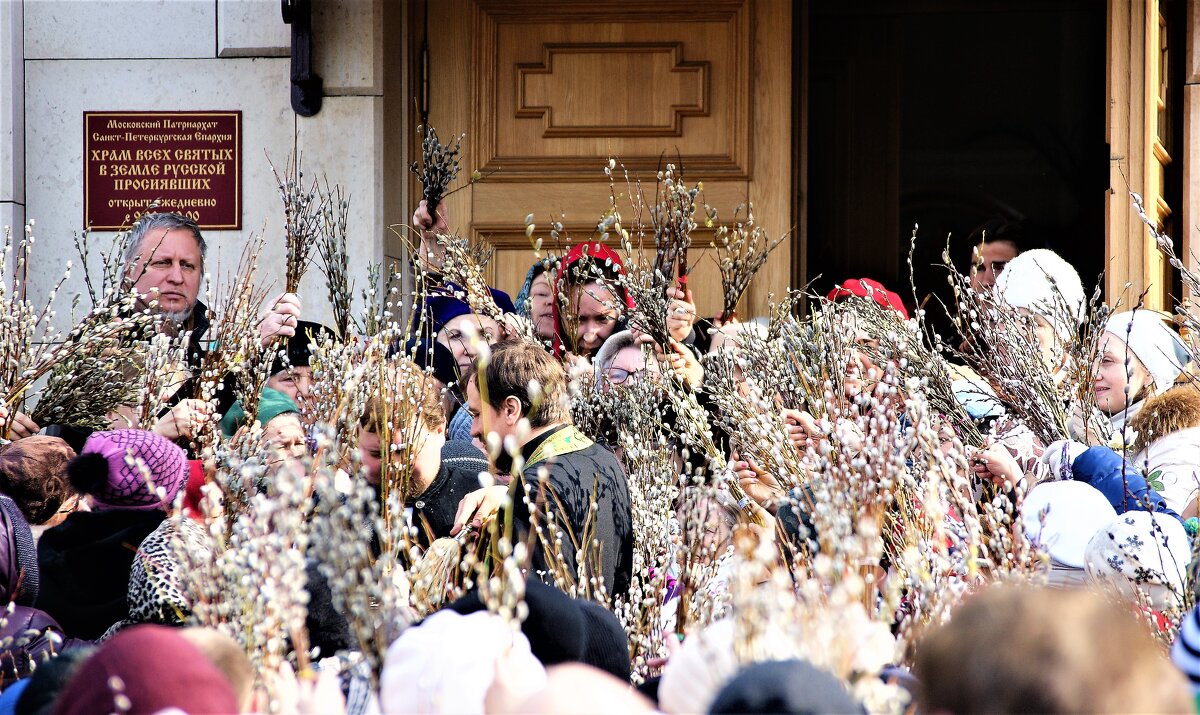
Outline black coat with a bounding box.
[36,509,165,640]
[408,442,488,548]
[505,426,633,598]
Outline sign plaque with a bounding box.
[84,111,242,230]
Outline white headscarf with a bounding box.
[996,249,1086,341]
[380,610,546,714]
[1103,311,1190,393]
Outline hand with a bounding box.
[259,292,303,347]
[413,199,450,272]
[413,198,450,237]
[0,405,39,439]
[781,408,820,453]
[663,340,703,388]
[733,457,786,514]
[563,352,594,382]
[836,419,865,455]
[666,287,697,343]
[971,443,1023,488]
[262,660,346,715]
[646,629,683,672]
[637,334,703,389]
[153,399,214,441]
[741,500,778,540]
[499,313,532,341]
[1040,439,1087,479]
[452,484,510,535]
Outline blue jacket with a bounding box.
[1070,446,1180,519]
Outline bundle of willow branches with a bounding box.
[269,150,324,294]
[318,182,354,339]
[709,203,786,322]
[409,125,464,218]
[1,222,152,436]
[189,233,273,453]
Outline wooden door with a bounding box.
[1106,0,1185,310]
[410,0,792,320]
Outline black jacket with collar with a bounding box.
[504,425,633,598]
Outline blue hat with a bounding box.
[421,284,516,335]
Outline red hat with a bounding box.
[550,242,636,358]
[52,625,239,715]
[827,278,909,319]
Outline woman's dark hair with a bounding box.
[0,437,76,525]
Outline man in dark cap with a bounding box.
[263,320,338,411]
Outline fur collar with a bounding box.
[1129,383,1200,452]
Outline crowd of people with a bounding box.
[0,191,1198,715]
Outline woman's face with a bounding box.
[437,314,502,374]
[570,282,620,355]
[356,420,446,497]
[843,315,883,399]
[530,273,556,339]
[1093,331,1153,414]
[266,366,313,404]
[260,413,307,464]
[1012,309,1062,372]
[598,345,659,393]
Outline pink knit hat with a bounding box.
[67,430,188,511]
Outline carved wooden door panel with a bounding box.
[412,0,792,320]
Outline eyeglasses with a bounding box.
[604,367,634,384]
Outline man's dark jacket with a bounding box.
[503,425,633,598]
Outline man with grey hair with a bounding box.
[4,212,303,442]
[123,212,208,324]
[122,212,300,335]
[122,212,304,441]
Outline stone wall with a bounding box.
[4,0,400,331]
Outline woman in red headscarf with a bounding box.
[551,242,637,363]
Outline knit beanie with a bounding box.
[421,285,517,335]
[220,387,301,437]
[256,388,300,428]
[995,248,1085,340]
[397,337,462,389]
[445,579,632,681]
[1084,510,1190,611]
[1103,311,1191,393]
[269,320,337,376]
[827,277,909,319]
[578,599,633,682]
[66,430,188,511]
[51,625,238,715]
[448,578,586,666]
[708,659,864,714]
